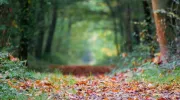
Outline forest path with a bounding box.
[7,66,180,99]
[49,65,115,76]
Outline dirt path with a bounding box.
[8,67,180,100]
[49,65,115,76]
[47,71,179,100]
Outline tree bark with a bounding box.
[18,0,31,62]
[151,0,169,63]
[35,0,45,59]
[44,0,57,54]
[0,4,10,48]
[116,0,125,52]
[124,3,133,52]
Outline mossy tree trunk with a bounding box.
[44,0,58,54]
[151,0,169,63]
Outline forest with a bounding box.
[0,0,180,99]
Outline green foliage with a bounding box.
[0,83,19,100]
[0,0,8,4]
[112,46,150,69]
[1,0,179,71]
[0,25,6,30]
[0,52,33,99]
[0,53,30,79]
[0,52,53,99]
[133,65,180,84]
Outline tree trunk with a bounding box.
[0,4,10,48]
[124,4,133,52]
[151,0,169,63]
[116,0,125,53]
[113,16,120,55]
[104,0,120,55]
[119,24,125,52]
[19,36,28,61]
[66,17,72,51]
[18,0,30,62]
[56,17,65,52]
[44,0,57,54]
[35,0,45,59]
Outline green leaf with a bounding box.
[0,25,6,30]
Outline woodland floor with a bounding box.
[6,65,180,100]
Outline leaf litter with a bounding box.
[6,67,180,100]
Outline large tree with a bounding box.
[35,0,46,58]
[151,0,169,63]
[124,2,132,52]
[0,4,9,48]
[104,0,120,55]
[18,0,31,61]
[44,0,58,54]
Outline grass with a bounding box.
[31,70,77,85]
[1,65,179,99]
[1,51,180,99]
[133,64,180,84]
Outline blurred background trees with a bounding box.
[0,0,179,70]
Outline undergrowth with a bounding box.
[0,51,179,99]
[133,63,180,84]
[110,46,180,84]
[0,52,47,99]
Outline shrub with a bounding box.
[0,52,32,99]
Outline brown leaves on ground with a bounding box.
[49,65,115,76]
[6,68,180,100]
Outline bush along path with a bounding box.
[0,53,180,100]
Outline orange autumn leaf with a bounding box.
[103,98,109,100]
[44,82,52,86]
[133,68,137,72]
[35,80,41,84]
[152,52,162,65]
[111,77,116,81]
[112,89,119,92]
[8,54,19,62]
[128,97,133,100]
[77,81,87,85]
[122,52,128,58]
